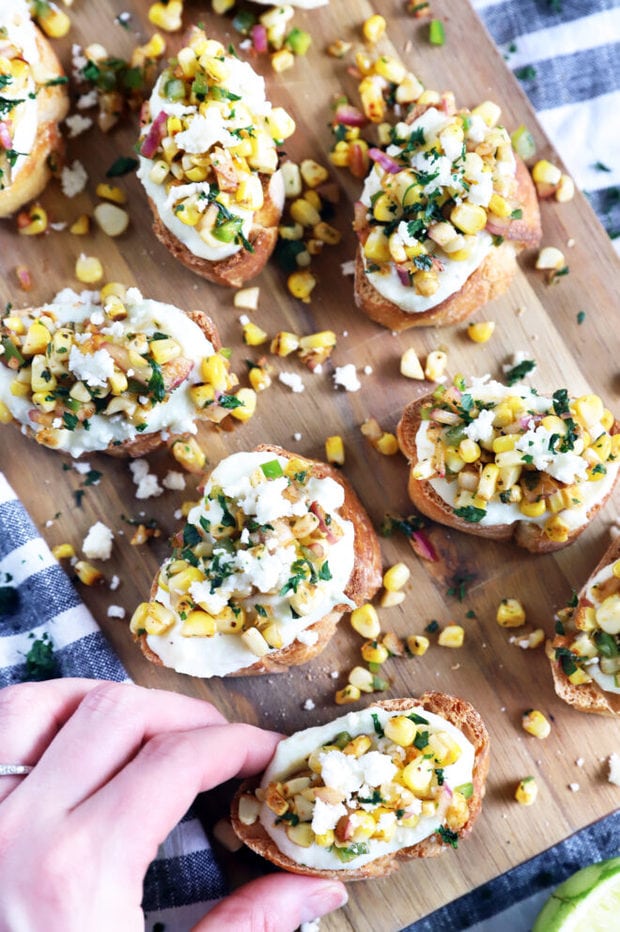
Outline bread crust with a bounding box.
[148,171,284,288]
[137,443,383,675]
[0,306,221,458]
[353,155,541,331]
[231,692,490,880]
[0,26,69,218]
[549,535,620,717]
[397,395,620,554]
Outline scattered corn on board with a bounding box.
[1,1,619,928]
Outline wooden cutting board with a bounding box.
[1,1,619,928]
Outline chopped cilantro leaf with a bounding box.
[453,505,486,523]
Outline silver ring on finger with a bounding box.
[0,764,34,776]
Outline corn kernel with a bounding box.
[400,347,425,380]
[69,214,90,235]
[37,7,70,38]
[407,634,429,656]
[170,436,206,473]
[342,735,372,757]
[241,626,270,657]
[402,756,434,794]
[536,246,565,270]
[363,14,387,43]
[350,603,380,639]
[472,100,502,127]
[288,270,317,303]
[515,777,538,806]
[271,48,295,73]
[181,610,217,638]
[383,563,410,592]
[467,321,495,343]
[363,227,391,262]
[496,598,526,627]
[74,560,104,587]
[335,684,361,705]
[424,350,447,382]
[0,401,12,424]
[380,590,405,608]
[327,39,352,58]
[148,1,183,32]
[520,499,546,518]
[348,666,375,693]
[361,640,389,664]
[555,173,575,203]
[75,254,103,284]
[458,438,481,463]
[18,204,48,236]
[229,387,257,422]
[376,432,399,455]
[270,331,300,356]
[234,287,260,312]
[438,624,464,648]
[522,709,551,739]
[532,159,562,186]
[52,543,75,560]
[325,435,345,466]
[243,322,268,346]
[450,203,487,235]
[384,715,417,747]
[544,515,570,543]
[568,666,593,685]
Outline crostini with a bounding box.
[137,27,294,287]
[231,693,489,879]
[0,0,69,217]
[548,536,620,716]
[397,378,619,553]
[353,100,541,330]
[130,445,382,677]
[0,286,248,458]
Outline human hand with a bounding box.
[0,679,347,932]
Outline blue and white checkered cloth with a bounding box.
[0,473,227,931]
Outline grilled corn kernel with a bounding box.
[471,99,501,127]
[325,435,345,465]
[287,270,316,302]
[402,757,434,795]
[230,387,257,422]
[335,684,361,705]
[383,563,410,592]
[75,254,103,284]
[568,667,593,685]
[241,626,270,657]
[348,666,375,693]
[477,463,499,500]
[427,732,461,766]
[18,205,48,236]
[532,159,562,186]
[313,221,342,245]
[496,598,526,627]
[458,438,481,463]
[400,347,425,379]
[438,624,465,648]
[413,269,439,296]
[350,603,381,639]
[69,213,90,235]
[544,515,570,543]
[248,365,271,392]
[234,287,260,311]
[380,590,405,608]
[170,436,206,473]
[467,321,495,343]
[290,198,321,227]
[555,173,575,203]
[270,331,300,356]
[200,353,229,391]
[384,715,417,747]
[536,246,565,270]
[21,321,52,356]
[10,380,30,398]
[361,640,389,664]
[300,159,329,189]
[522,709,551,739]
[407,634,429,656]
[52,543,76,560]
[375,432,399,455]
[36,6,71,38]
[363,14,386,43]
[520,499,546,518]
[424,350,447,382]
[271,49,295,72]
[450,203,487,235]
[148,1,183,32]
[242,322,268,346]
[0,401,12,424]
[363,227,391,262]
[181,610,217,637]
[74,560,104,587]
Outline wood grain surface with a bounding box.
[1,1,619,929]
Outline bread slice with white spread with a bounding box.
[231,693,489,879]
[130,445,382,677]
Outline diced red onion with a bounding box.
[409,529,438,562]
[368,147,401,174]
[251,24,268,53]
[140,110,167,158]
[486,216,511,237]
[333,103,368,127]
[396,266,410,286]
[0,122,12,150]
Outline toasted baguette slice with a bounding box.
[138,29,293,287]
[354,135,541,332]
[0,18,69,218]
[133,445,382,677]
[0,290,234,459]
[231,693,490,880]
[397,383,619,553]
[548,535,620,716]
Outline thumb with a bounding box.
[193,873,348,931]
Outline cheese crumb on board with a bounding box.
[61,160,88,197]
[82,522,114,560]
[107,605,126,619]
[333,364,361,392]
[279,371,305,393]
[163,470,186,491]
[129,459,163,499]
[608,754,620,786]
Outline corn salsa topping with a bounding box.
[240,705,474,869]
[553,558,620,694]
[414,378,619,541]
[0,288,239,456]
[131,450,355,677]
[356,100,523,313]
[137,27,295,262]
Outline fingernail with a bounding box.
[302,882,348,921]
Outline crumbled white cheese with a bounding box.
[164,181,210,210]
[311,798,347,835]
[279,371,305,393]
[82,521,114,561]
[163,470,186,491]
[568,782,580,792]
[575,757,585,768]
[61,160,88,197]
[293,432,302,442]
[174,111,235,153]
[129,459,163,499]
[464,407,495,443]
[515,426,588,484]
[73,461,92,475]
[341,260,356,276]
[65,114,93,138]
[363,365,373,375]
[303,698,316,711]
[608,753,620,786]
[69,345,115,388]
[300,921,321,932]
[333,364,361,392]
[77,90,98,110]
[107,605,126,619]
[109,575,120,591]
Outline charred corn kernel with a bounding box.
[327,39,352,58]
[402,757,434,794]
[181,610,217,637]
[412,458,434,480]
[544,515,570,543]
[242,322,268,346]
[100,282,127,305]
[413,269,439,296]
[74,560,104,587]
[300,159,329,189]
[75,254,103,284]
[377,122,392,146]
[467,321,495,343]
[148,1,183,32]
[21,321,52,356]
[471,100,501,127]
[477,463,500,500]
[261,622,283,650]
[52,543,75,560]
[364,227,391,263]
[555,173,575,203]
[290,198,320,227]
[450,203,487,235]
[458,438,481,463]
[361,640,389,664]
[427,732,461,766]
[200,353,230,392]
[536,246,565,270]
[348,666,375,693]
[375,55,406,84]
[342,735,372,758]
[230,387,256,422]
[374,432,398,455]
[295,249,311,268]
[496,598,526,627]
[359,78,386,123]
[19,205,48,236]
[424,350,447,382]
[325,435,345,465]
[234,287,260,312]
[270,331,300,356]
[568,667,593,685]
[130,601,170,635]
[522,709,551,739]
[380,590,405,608]
[407,634,430,656]
[532,159,562,186]
[313,221,341,245]
[69,212,90,235]
[384,715,417,747]
[335,684,361,705]
[95,183,126,205]
[149,337,181,365]
[574,606,597,632]
[350,603,381,639]
[37,6,70,38]
[400,347,425,380]
[520,499,546,518]
[288,270,316,303]
[171,436,206,473]
[438,624,465,648]
[235,175,264,211]
[363,13,386,43]
[278,222,304,241]
[135,32,166,61]
[271,48,295,73]
[395,72,424,104]
[240,626,270,657]
[383,563,410,592]
[519,628,545,649]
[299,331,337,352]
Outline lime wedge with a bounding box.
[533,857,620,932]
